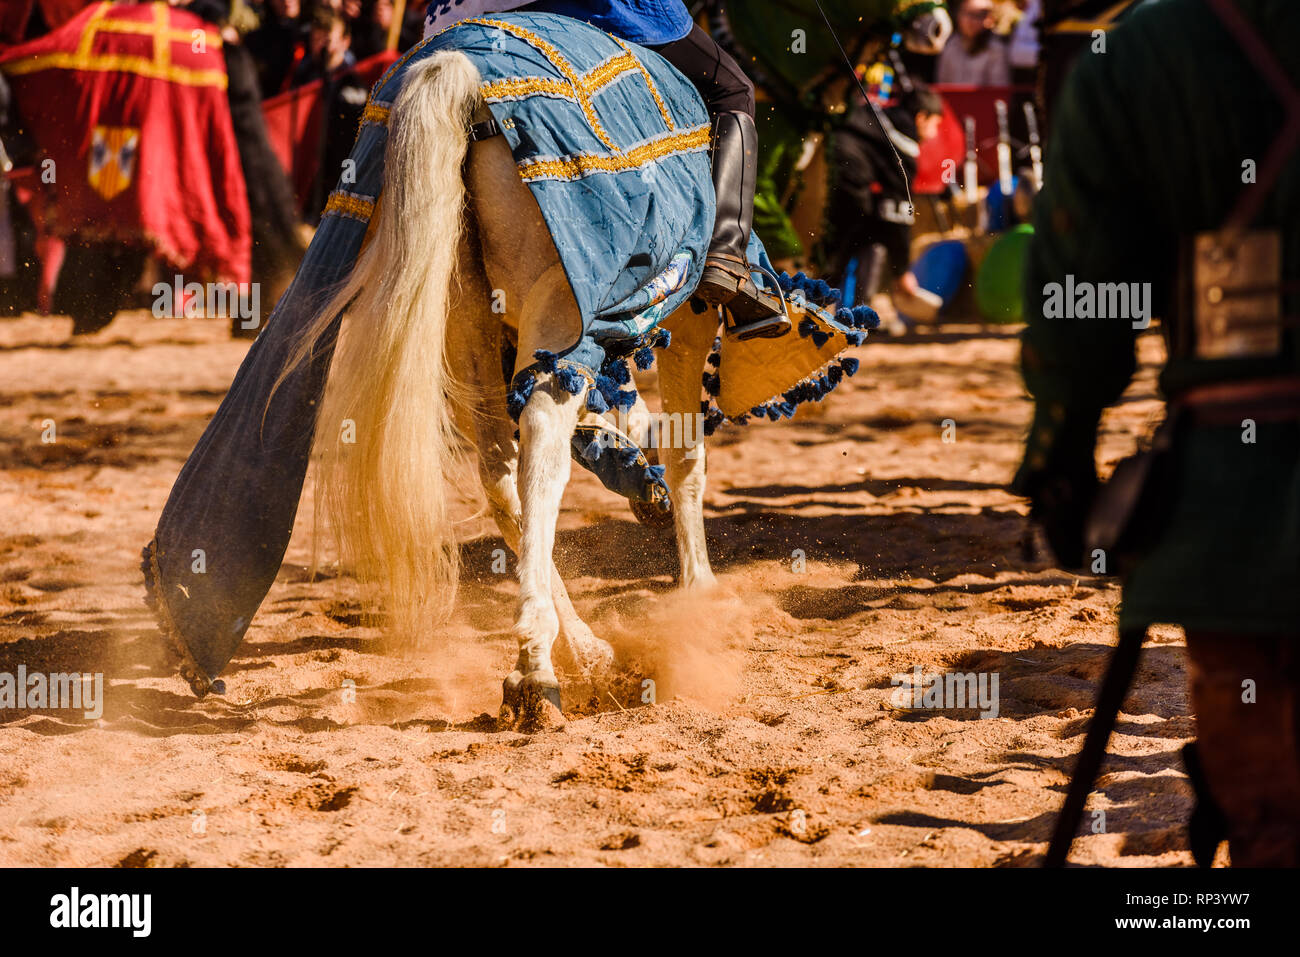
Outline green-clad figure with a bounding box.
[1014,0,1300,866]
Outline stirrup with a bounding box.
[712,259,790,341]
[701,257,790,340]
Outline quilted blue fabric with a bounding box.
[394,12,714,370]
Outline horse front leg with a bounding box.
[657,309,718,591]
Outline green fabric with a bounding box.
[753,103,807,261]
[1121,421,1300,634]
[1018,0,1300,631]
[725,1,928,95]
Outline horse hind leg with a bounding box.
[466,136,610,725]
[446,227,613,690]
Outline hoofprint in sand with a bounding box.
[0,311,1198,866]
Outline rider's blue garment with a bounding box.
[520,0,694,45]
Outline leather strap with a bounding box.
[468,118,503,142]
[1175,376,1300,423]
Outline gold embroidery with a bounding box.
[582,51,640,92]
[360,103,391,128]
[517,126,710,182]
[480,76,572,102]
[324,192,376,221]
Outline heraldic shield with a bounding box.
[88,125,139,201]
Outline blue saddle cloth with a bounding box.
[141,13,717,692]
[414,12,715,369]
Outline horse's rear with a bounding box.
[293,21,719,728]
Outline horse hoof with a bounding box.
[501,671,564,732]
[630,496,673,528]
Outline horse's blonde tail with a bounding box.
[298,51,482,642]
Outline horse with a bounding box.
[144,13,877,730]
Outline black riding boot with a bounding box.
[696,111,790,340]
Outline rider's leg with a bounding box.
[648,25,789,340]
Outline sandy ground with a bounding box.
[0,309,1202,867]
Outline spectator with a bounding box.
[291,6,355,88]
[823,83,946,311]
[1008,0,1042,78]
[350,0,394,61]
[936,0,1011,85]
[244,0,308,96]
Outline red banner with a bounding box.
[923,84,1036,190]
[0,1,251,283]
[260,51,398,213]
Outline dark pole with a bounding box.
[1045,626,1147,866]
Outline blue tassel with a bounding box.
[852,305,880,329]
[582,439,603,462]
[706,351,721,368]
[532,349,558,372]
[702,372,721,396]
[732,413,750,426]
[654,328,672,349]
[841,357,860,376]
[777,401,797,419]
[798,317,817,338]
[827,364,844,386]
[846,331,866,347]
[506,372,536,421]
[612,389,637,411]
[704,408,725,435]
[586,388,609,413]
[811,329,831,349]
[646,463,666,482]
[751,405,766,418]
[594,374,617,406]
[765,405,781,422]
[617,446,641,468]
[555,364,586,395]
[634,347,655,370]
[777,270,794,292]
[604,358,632,385]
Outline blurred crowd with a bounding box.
[3,1,429,97]
[932,0,1040,87]
[1,0,1052,333]
[235,0,423,97]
